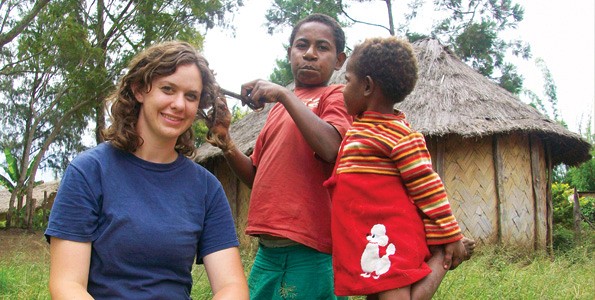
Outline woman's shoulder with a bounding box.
[69,142,125,169]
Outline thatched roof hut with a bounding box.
[194,38,591,251]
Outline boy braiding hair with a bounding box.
[206,13,351,300]
[325,36,471,299]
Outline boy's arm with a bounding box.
[242,79,343,163]
[205,97,256,188]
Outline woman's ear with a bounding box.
[363,75,374,97]
[132,83,144,103]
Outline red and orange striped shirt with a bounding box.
[334,111,462,245]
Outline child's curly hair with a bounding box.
[102,41,218,156]
[350,36,418,104]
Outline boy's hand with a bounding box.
[443,239,467,270]
[205,96,233,151]
[241,79,290,106]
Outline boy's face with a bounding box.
[288,21,346,88]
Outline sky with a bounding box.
[203,0,595,134]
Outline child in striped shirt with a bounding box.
[324,36,467,299]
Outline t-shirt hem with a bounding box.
[196,240,240,264]
[44,228,95,243]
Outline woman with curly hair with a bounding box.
[45,41,248,299]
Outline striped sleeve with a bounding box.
[392,132,463,245]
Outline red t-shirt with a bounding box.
[246,85,352,254]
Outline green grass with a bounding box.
[1,231,594,300]
[0,248,51,299]
[433,242,595,299]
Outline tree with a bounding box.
[523,58,563,125]
[264,0,530,94]
[0,0,50,48]
[0,0,243,228]
[428,0,530,94]
[0,148,42,227]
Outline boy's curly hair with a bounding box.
[289,13,345,54]
[351,36,418,104]
[102,41,218,156]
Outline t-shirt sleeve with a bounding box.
[44,162,102,243]
[393,132,463,245]
[196,178,239,263]
[318,85,353,138]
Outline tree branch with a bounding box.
[338,0,392,35]
[0,0,51,48]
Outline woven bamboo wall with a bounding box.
[428,136,499,245]
[496,133,535,248]
[427,133,549,250]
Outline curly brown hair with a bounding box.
[350,36,418,104]
[102,41,218,156]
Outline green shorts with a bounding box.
[248,243,347,300]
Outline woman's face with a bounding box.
[134,64,202,147]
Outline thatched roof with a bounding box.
[0,180,60,213]
[194,38,591,166]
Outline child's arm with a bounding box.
[241,79,343,162]
[394,131,466,268]
[205,97,257,188]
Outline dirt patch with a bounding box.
[0,228,49,262]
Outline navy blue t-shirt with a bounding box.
[45,143,239,299]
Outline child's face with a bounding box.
[342,59,367,116]
[288,21,345,87]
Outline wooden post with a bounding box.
[572,188,582,240]
[493,135,503,245]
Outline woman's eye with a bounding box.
[160,86,173,93]
[186,93,199,102]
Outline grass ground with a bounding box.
[1,229,594,300]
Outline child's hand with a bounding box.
[241,79,290,106]
[442,239,467,270]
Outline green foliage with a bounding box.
[551,182,595,250]
[264,0,343,35]
[524,58,561,121]
[0,0,244,190]
[263,0,531,95]
[269,57,294,86]
[551,182,575,228]
[566,149,595,191]
[431,0,531,93]
[0,148,19,191]
[581,197,595,224]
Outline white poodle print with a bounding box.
[360,224,395,279]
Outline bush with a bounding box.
[551,183,574,228]
[580,197,595,224]
[552,224,575,251]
